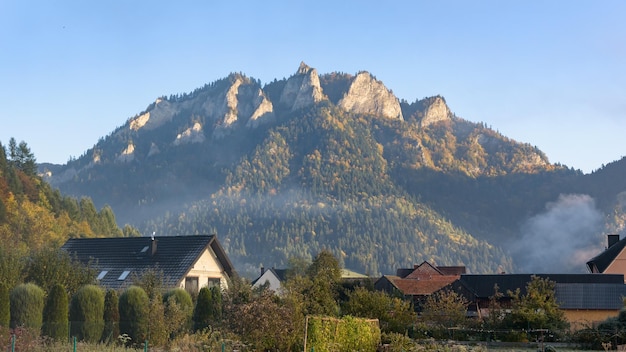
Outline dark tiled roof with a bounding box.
[62,235,234,289]
[586,237,626,273]
[458,273,625,298]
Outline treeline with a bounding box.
[0,138,139,253]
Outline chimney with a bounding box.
[260,266,265,275]
[150,238,158,256]
[608,234,620,248]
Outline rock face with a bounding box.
[338,72,403,120]
[208,75,275,138]
[279,62,326,111]
[129,98,182,132]
[420,96,450,128]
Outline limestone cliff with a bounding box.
[338,72,403,120]
[206,75,275,138]
[279,62,326,111]
[420,96,451,128]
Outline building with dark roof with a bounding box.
[450,273,626,329]
[587,234,626,281]
[62,235,235,293]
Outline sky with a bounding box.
[1,1,625,173]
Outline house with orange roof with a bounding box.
[374,261,465,312]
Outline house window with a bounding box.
[118,270,131,281]
[97,271,108,280]
[185,277,199,295]
[207,278,221,288]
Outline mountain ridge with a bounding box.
[42,63,625,278]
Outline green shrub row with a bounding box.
[2,282,202,348]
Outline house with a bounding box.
[587,234,626,282]
[61,235,235,294]
[251,267,288,292]
[449,273,626,329]
[374,261,465,311]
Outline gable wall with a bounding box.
[604,247,626,282]
[253,271,282,292]
[180,248,229,290]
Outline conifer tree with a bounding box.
[193,287,212,332]
[69,284,104,343]
[42,284,69,341]
[102,289,120,343]
[10,283,45,330]
[118,285,149,345]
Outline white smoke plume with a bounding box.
[511,194,605,273]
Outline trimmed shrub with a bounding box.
[0,284,9,327]
[209,286,222,323]
[102,289,120,343]
[118,285,149,346]
[193,287,211,332]
[69,284,104,343]
[10,283,45,330]
[42,284,69,341]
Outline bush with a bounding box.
[10,283,45,330]
[0,284,9,327]
[193,287,212,332]
[164,288,193,338]
[307,315,381,352]
[42,284,69,341]
[102,289,120,343]
[118,285,149,346]
[69,284,104,343]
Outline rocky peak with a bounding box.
[211,74,275,137]
[279,62,326,111]
[338,72,403,120]
[420,96,451,128]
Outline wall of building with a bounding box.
[605,248,626,282]
[563,309,619,331]
[180,248,228,291]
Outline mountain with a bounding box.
[43,62,626,278]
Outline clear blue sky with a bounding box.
[1,1,624,173]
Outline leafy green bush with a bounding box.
[102,289,120,343]
[69,284,104,343]
[42,284,69,341]
[10,283,45,330]
[118,285,149,345]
